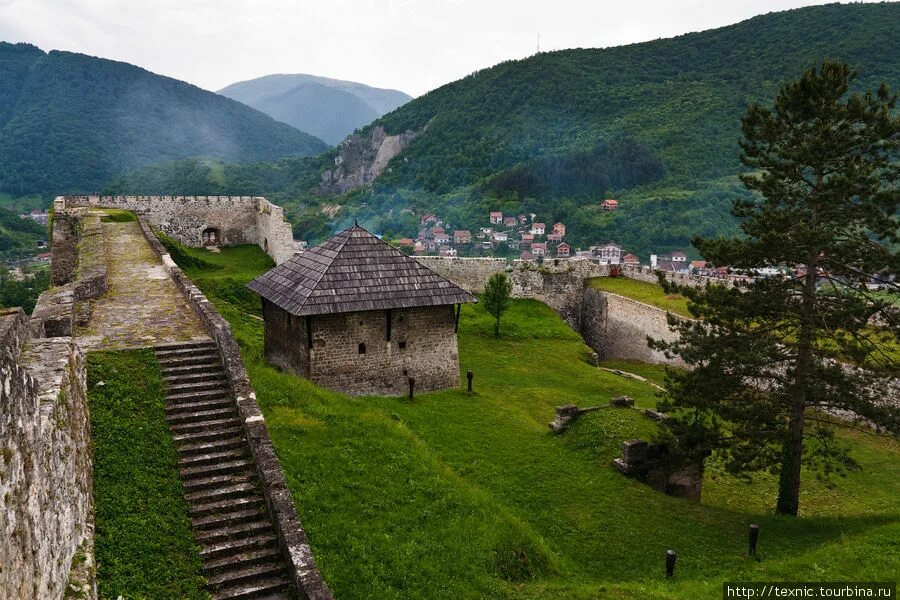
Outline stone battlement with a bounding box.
[56,195,296,265]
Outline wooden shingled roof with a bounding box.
[247,225,476,317]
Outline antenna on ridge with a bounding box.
[355,219,359,227]
[537,32,541,54]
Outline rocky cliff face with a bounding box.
[318,125,420,195]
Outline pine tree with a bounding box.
[650,60,900,516]
[483,272,513,338]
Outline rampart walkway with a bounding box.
[76,219,209,350]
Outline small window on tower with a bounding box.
[398,341,407,349]
[358,343,366,354]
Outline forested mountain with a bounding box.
[107,3,900,256]
[0,43,328,196]
[218,74,412,145]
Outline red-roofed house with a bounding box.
[520,251,535,261]
[531,242,547,257]
[622,253,640,266]
[433,232,450,244]
[454,230,472,244]
[601,199,619,211]
[397,238,415,247]
[552,223,566,236]
[547,233,562,243]
[690,260,707,271]
[490,211,503,224]
[503,216,517,228]
[431,226,446,235]
[530,223,546,235]
[556,242,571,257]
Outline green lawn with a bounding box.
[87,350,209,599]
[173,243,900,599]
[587,277,692,318]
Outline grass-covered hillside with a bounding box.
[0,42,328,196]
[106,3,900,257]
[168,242,900,599]
[0,205,45,259]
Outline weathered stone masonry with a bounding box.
[0,308,95,600]
[57,195,296,265]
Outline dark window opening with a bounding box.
[264,238,269,252]
[402,369,408,376]
[201,227,221,246]
[398,341,407,349]
[358,343,366,354]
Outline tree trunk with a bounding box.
[776,238,819,516]
[494,316,500,338]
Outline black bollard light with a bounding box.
[665,550,677,578]
[466,369,474,393]
[749,523,760,557]
[408,377,415,400]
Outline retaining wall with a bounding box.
[57,195,295,265]
[137,217,333,600]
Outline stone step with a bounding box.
[192,507,267,531]
[181,459,255,481]
[157,353,222,368]
[167,397,234,416]
[172,426,244,446]
[155,340,216,352]
[210,574,290,600]
[165,370,227,385]
[166,379,231,395]
[166,406,236,425]
[206,561,286,589]
[161,363,226,377]
[178,436,245,458]
[194,519,273,545]
[189,494,264,518]
[166,388,231,403]
[178,447,250,469]
[182,471,256,494]
[169,417,241,435]
[186,481,260,505]
[156,344,219,358]
[201,547,281,575]
[199,533,279,562]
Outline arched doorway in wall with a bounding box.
[201,227,221,246]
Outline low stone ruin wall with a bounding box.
[621,264,736,289]
[32,209,108,337]
[0,308,95,600]
[57,195,295,265]
[137,217,333,600]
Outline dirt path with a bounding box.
[76,220,210,350]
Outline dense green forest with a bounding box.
[0,206,46,260]
[0,43,328,196]
[106,3,900,257]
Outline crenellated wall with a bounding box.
[56,195,296,265]
[0,308,95,600]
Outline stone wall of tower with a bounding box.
[264,304,461,397]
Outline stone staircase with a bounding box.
[154,340,293,600]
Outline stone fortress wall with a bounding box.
[56,195,296,265]
[414,256,687,365]
[0,309,95,600]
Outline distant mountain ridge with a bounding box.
[0,43,329,195]
[218,74,412,145]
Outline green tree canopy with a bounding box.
[482,272,513,338]
[651,60,900,516]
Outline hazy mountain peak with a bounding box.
[218,74,412,145]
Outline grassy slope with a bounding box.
[87,350,208,599]
[587,276,692,318]
[177,244,900,599]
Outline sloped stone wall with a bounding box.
[57,195,294,265]
[0,308,95,600]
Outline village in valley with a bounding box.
[397,197,728,277]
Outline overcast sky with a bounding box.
[0,0,872,97]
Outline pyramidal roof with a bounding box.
[247,225,476,317]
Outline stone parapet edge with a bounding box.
[136,217,333,600]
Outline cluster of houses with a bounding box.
[19,208,50,226]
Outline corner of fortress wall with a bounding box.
[55,195,296,265]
